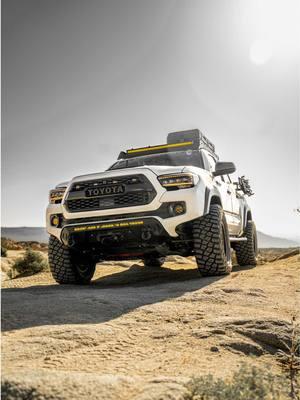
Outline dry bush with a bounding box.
[19,241,48,252]
[1,237,23,250]
[187,320,300,399]
[186,364,289,400]
[10,249,48,278]
[277,318,300,399]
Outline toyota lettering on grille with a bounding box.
[85,185,125,197]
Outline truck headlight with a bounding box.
[158,173,196,190]
[49,188,66,204]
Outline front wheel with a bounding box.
[234,221,258,266]
[193,204,232,276]
[48,236,96,284]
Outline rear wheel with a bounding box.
[143,256,165,268]
[48,236,96,284]
[193,204,232,276]
[235,221,258,266]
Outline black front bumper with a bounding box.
[60,218,170,258]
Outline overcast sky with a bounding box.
[2,0,299,239]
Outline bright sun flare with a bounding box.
[249,39,273,65]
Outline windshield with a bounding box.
[108,150,204,170]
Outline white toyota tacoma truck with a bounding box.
[46,129,257,284]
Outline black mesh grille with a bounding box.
[65,174,155,213]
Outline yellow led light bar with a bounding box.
[127,141,193,154]
[72,220,144,233]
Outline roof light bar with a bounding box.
[127,141,193,154]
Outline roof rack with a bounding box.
[118,129,217,160]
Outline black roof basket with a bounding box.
[167,129,216,155]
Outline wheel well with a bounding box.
[210,195,222,207]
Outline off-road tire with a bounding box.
[193,204,232,276]
[48,236,96,284]
[143,256,165,268]
[235,221,258,266]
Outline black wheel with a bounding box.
[235,221,258,266]
[48,236,96,284]
[143,256,165,268]
[193,204,232,276]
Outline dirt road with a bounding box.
[2,254,299,399]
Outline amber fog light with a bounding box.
[50,214,61,227]
[169,202,186,216]
[174,204,185,215]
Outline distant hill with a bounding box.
[1,227,48,243]
[257,231,299,249]
[1,226,299,248]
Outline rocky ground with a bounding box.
[1,249,299,399]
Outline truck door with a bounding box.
[203,152,234,233]
[223,174,242,235]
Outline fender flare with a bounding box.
[204,187,253,231]
[204,187,223,215]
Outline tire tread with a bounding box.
[48,236,95,284]
[193,205,232,276]
[235,221,257,266]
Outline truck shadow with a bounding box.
[2,264,225,332]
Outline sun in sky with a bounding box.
[247,0,299,66]
[249,39,273,65]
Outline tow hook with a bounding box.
[141,230,152,241]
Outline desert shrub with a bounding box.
[1,237,23,250]
[1,246,7,257]
[11,249,48,277]
[277,318,300,399]
[1,380,58,400]
[186,364,289,400]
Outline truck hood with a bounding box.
[71,165,186,182]
[134,165,185,176]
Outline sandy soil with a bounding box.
[1,253,300,399]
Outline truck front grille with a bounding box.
[65,174,156,213]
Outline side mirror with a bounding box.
[213,161,236,177]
